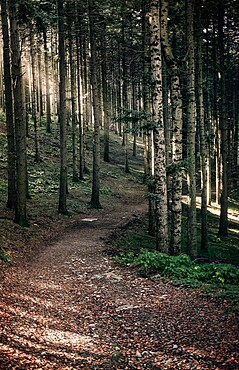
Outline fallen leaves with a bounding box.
[0,212,238,369]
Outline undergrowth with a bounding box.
[112,226,239,308]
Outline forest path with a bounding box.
[0,180,238,369]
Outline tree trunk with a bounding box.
[195,7,208,251]
[30,28,40,163]
[141,0,155,235]
[150,0,168,253]
[43,28,51,133]
[57,0,68,214]
[160,0,183,255]
[1,0,16,209]
[121,0,130,174]
[101,27,110,163]
[37,42,43,120]
[9,0,28,226]
[89,0,102,209]
[186,0,197,258]
[67,5,78,182]
[218,0,228,237]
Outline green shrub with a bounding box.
[114,251,239,288]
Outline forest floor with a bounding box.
[0,127,238,369]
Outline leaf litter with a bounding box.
[0,183,238,369]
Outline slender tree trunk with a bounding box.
[132,78,137,158]
[160,0,182,255]
[150,0,168,253]
[218,0,228,237]
[67,5,78,182]
[205,27,212,206]
[232,72,238,190]
[43,28,51,133]
[101,28,110,163]
[186,0,197,257]
[142,0,155,235]
[75,1,84,180]
[9,0,28,226]
[1,0,16,209]
[212,17,221,205]
[195,7,208,251]
[30,29,40,162]
[116,42,122,136]
[37,42,43,120]
[80,32,89,173]
[121,0,130,174]
[89,0,102,208]
[57,0,68,214]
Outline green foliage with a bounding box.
[0,180,7,195]
[166,159,190,176]
[100,185,112,195]
[0,109,6,122]
[115,250,239,291]
[113,224,239,307]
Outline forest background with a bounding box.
[0,0,239,279]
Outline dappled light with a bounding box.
[0,0,239,367]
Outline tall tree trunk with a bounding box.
[57,0,68,214]
[9,0,28,226]
[89,0,102,208]
[161,0,183,256]
[218,0,228,237]
[30,29,40,163]
[195,6,208,251]
[75,1,84,180]
[1,0,16,209]
[131,77,138,158]
[37,42,43,120]
[142,0,154,235]
[121,0,130,174]
[232,71,238,190]
[205,27,212,206]
[186,0,197,257]
[80,32,90,173]
[150,0,168,253]
[67,3,78,182]
[212,17,221,205]
[101,27,110,163]
[43,28,51,133]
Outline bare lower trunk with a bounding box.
[1,0,16,209]
[9,0,28,226]
[150,0,168,253]
[57,0,68,215]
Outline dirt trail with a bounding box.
[0,182,238,369]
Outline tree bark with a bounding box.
[43,28,51,133]
[160,0,183,255]
[218,0,228,237]
[186,0,197,258]
[67,3,78,182]
[1,0,16,209]
[57,0,68,214]
[149,0,168,253]
[101,26,110,163]
[89,0,102,208]
[30,28,40,163]
[9,0,28,226]
[195,6,208,251]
